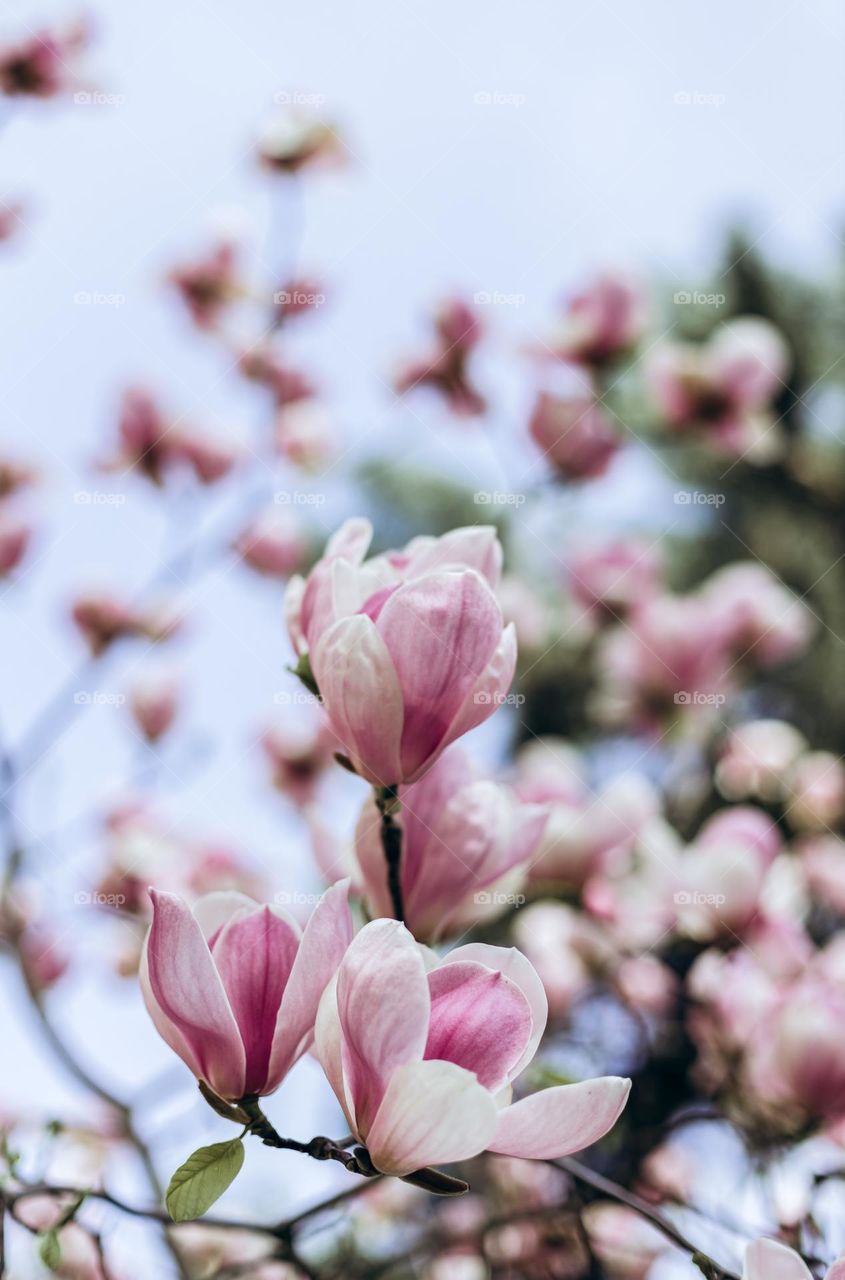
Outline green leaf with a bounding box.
[39,1230,62,1270]
[165,1138,245,1222]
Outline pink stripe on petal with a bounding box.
[425,961,532,1093]
[376,570,503,780]
[211,906,299,1095]
[488,1076,631,1159]
[145,890,245,1101]
[366,1060,498,1177]
[744,1241,813,1280]
[336,920,430,1135]
[270,879,353,1086]
[312,615,404,787]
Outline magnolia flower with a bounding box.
[141,882,351,1101]
[545,273,647,366]
[105,387,237,485]
[528,392,619,481]
[130,671,180,743]
[568,539,663,621]
[168,239,242,330]
[286,520,515,786]
[0,19,90,99]
[353,747,547,940]
[316,919,630,1176]
[744,1239,845,1280]
[647,317,790,460]
[394,298,486,416]
[238,346,316,406]
[234,508,310,579]
[258,110,345,173]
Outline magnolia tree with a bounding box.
[4,16,845,1280]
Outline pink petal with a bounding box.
[193,890,267,942]
[430,623,517,769]
[376,570,503,780]
[143,890,245,1100]
[443,942,548,1080]
[315,976,359,1136]
[827,1258,845,1280]
[744,1240,813,1280]
[336,920,430,1134]
[366,1060,498,1176]
[298,518,374,651]
[425,961,532,1092]
[403,526,503,588]
[210,906,300,1095]
[312,614,404,786]
[269,879,353,1086]
[488,1076,631,1159]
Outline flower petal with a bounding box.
[315,975,358,1136]
[403,526,503,588]
[210,906,300,1095]
[432,623,517,765]
[143,890,245,1100]
[376,570,503,779]
[336,920,430,1134]
[442,943,548,1080]
[488,1076,631,1159]
[425,961,532,1092]
[744,1240,813,1280]
[366,1059,498,1176]
[193,891,267,943]
[270,879,353,1086]
[312,614,404,786]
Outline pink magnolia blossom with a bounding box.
[0,19,90,99]
[238,346,316,406]
[528,392,620,481]
[786,751,845,832]
[545,273,647,366]
[568,539,664,621]
[275,402,334,471]
[105,387,237,485]
[716,720,808,803]
[141,882,352,1101]
[272,277,326,325]
[286,520,515,786]
[261,718,337,806]
[316,919,630,1176]
[394,298,486,417]
[130,671,180,743]
[647,317,790,459]
[168,239,242,330]
[744,1239,845,1280]
[72,592,180,655]
[258,110,345,174]
[353,747,546,940]
[703,562,812,668]
[235,509,310,579]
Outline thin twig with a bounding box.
[374,786,403,920]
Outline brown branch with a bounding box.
[374,786,403,921]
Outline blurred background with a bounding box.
[2,1,845,1277]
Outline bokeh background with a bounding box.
[2,1,845,1277]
